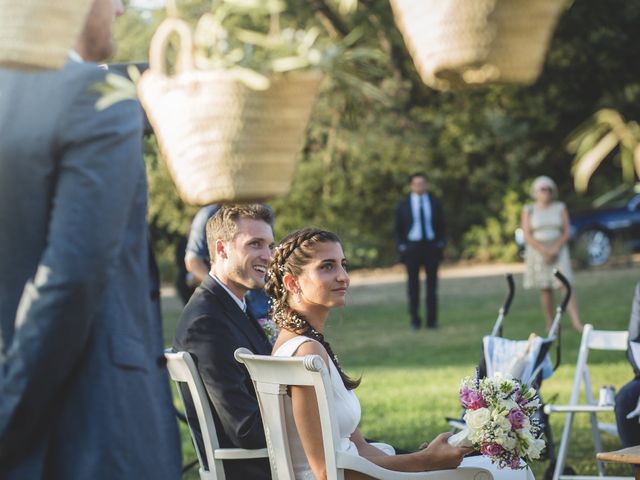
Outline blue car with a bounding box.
[570,189,640,266]
[515,186,640,266]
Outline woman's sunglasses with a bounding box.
[538,187,553,193]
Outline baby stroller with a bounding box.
[447,270,573,480]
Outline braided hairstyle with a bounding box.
[265,228,360,390]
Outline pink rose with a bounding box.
[509,456,522,469]
[460,388,486,410]
[507,408,526,430]
[480,443,503,457]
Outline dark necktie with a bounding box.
[419,197,428,241]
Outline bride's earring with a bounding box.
[296,290,302,303]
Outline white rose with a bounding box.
[465,408,490,432]
[525,397,541,410]
[492,412,512,434]
[501,398,518,412]
[496,433,517,451]
[526,438,545,459]
[520,429,535,444]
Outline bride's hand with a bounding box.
[419,432,472,471]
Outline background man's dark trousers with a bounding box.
[404,240,440,329]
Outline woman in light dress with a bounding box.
[265,227,533,480]
[521,176,583,332]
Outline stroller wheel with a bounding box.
[543,463,576,480]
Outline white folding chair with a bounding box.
[543,325,632,480]
[234,347,493,480]
[164,350,268,480]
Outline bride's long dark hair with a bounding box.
[265,228,360,390]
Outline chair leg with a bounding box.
[553,412,574,480]
[589,410,606,476]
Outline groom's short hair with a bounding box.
[206,204,274,260]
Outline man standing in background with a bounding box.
[394,172,446,330]
[0,0,181,477]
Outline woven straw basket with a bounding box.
[389,0,565,90]
[0,0,93,70]
[138,19,323,205]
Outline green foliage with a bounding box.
[568,109,640,192]
[114,0,640,270]
[144,137,199,267]
[462,189,526,262]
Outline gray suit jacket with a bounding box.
[0,60,181,478]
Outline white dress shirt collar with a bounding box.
[408,192,435,241]
[211,273,247,312]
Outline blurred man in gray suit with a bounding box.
[0,0,181,478]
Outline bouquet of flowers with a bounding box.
[450,372,545,469]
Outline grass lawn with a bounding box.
[161,266,639,479]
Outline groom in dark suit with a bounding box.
[0,0,181,478]
[394,172,446,330]
[174,204,275,480]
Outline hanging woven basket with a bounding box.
[0,0,93,70]
[138,18,323,205]
[389,0,565,90]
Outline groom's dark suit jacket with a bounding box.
[173,275,272,480]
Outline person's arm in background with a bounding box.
[433,196,446,254]
[185,206,217,284]
[626,282,640,376]
[0,68,143,459]
[521,206,551,256]
[394,201,407,261]
[549,203,571,257]
[185,256,209,285]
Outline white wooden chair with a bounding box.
[234,347,493,480]
[164,350,269,480]
[543,325,632,480]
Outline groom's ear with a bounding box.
[282,273,299,293]
[215,239,228,259]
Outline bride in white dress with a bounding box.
[265,227,533,480]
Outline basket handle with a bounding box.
[149,17,194,75]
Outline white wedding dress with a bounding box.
[274,336,363,480]
[274,336,534,480]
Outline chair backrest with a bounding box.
[165,350,269,480]
[234,347,341,480]
[235,348,494,480]
[165,350,227,479]
[568,324,629,406]
[548,324,631,480]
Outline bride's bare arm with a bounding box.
[290,341,471,479]
[351,429,471,472]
